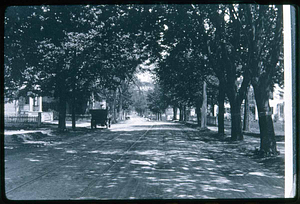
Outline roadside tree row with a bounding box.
[4,4,283,155]
[149,4,283,155]
[4,5,155,130]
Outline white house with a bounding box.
[5,96,42,116]
[5,96,53,122]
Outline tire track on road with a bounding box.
[76,124,154,199]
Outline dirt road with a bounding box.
[4,116,284,200]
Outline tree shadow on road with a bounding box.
[190,129,285,178]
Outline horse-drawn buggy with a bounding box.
[90,109,111,129]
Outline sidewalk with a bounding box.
[180,120,285,159]
[183,120,284,139]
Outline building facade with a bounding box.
[5,96,54,122]
[5,96,42,116]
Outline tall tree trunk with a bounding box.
[186,107,190,121]
[230,99,243,141]
[58,95,67,130]
[183,105,187,122]
[173,106,177,120]
[196,97,201,126]
[118,87,123,121]
[179,104,183,121]
[71,99,76,130]
[71,81,76,130]
[220,41,250,141]
[112,89,117,123]
[201,81,207,128]
[56,71,67,131]
[71,52,77,131]
[218,83,225,135]
[253,86,278,155]
[243,87,250,132]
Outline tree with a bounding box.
[147,84,168,120]
[200,4,251,140]
[150,5,223,128]
[155,32,205,125]
[243,86,251,132]
[5,5,154,130]
[5,5,105,130]
[130,76,151,116]
[202,4,283,150]
[237,5,283,155]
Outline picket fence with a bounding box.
[5,115,39,123]
[4,113,42,128]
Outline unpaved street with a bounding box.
[4,116,284,200]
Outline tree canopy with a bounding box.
[4,4,284,154]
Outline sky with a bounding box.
[136,62,156,83]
